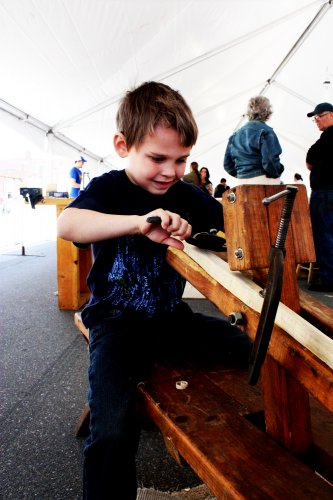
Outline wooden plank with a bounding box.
[300,290,333,339]
[39,196,72,206]
[139,364,333,500]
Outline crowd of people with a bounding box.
[181,161,215,195]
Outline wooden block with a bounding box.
[222,184,270,270]
[222,184,316,270]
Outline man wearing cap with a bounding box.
[69,155,87,198]
[306,102,333,292]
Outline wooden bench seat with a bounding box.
[139,362,333,499]
[74,310,333,499]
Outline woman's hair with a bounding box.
[116,81,198,150]
[247,95,273,122]
[200,167,211,180]
[294,173,303,181]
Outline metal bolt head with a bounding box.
[228,312,244,326]
[227,192,236,203]
[234,247,244,259]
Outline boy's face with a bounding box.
[114,125,191,195]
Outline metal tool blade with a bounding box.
[248,247,284,385]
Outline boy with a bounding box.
[57,81,250,499]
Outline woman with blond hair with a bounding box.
[223,95,284,184]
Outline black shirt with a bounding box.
[306,125,333,190]
[67,169,224,328]
[214,184,230,198]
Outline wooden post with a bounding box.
[223,184,316,457]
[56,203,92,310]
[261,186,311,456]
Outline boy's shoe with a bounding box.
[308,281,333,292]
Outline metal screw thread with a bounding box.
[275,189,297,250]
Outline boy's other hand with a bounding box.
[142,211,192,249]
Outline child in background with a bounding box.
[57,81,250,500]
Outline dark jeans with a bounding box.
[309,190,333,285]
[83,302,251,500]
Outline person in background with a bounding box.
[57,81,251,500]
[214,178,230,198]
[223,95,284,184]
[306,102,333,292]
[199,166,214,195]
[181,160,201,187]
[69,155,87,198]
[294,173,303,183]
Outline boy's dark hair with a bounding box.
[221,178,226,183]
[116,81,198,149]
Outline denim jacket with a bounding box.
[223,120,284,179]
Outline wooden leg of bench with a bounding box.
[76,403,90,438]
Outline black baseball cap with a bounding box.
[307,102,333,117]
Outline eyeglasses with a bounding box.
[312,112,331,122]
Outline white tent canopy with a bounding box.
[0,0,332,192]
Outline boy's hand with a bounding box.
[142,211,192,249]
